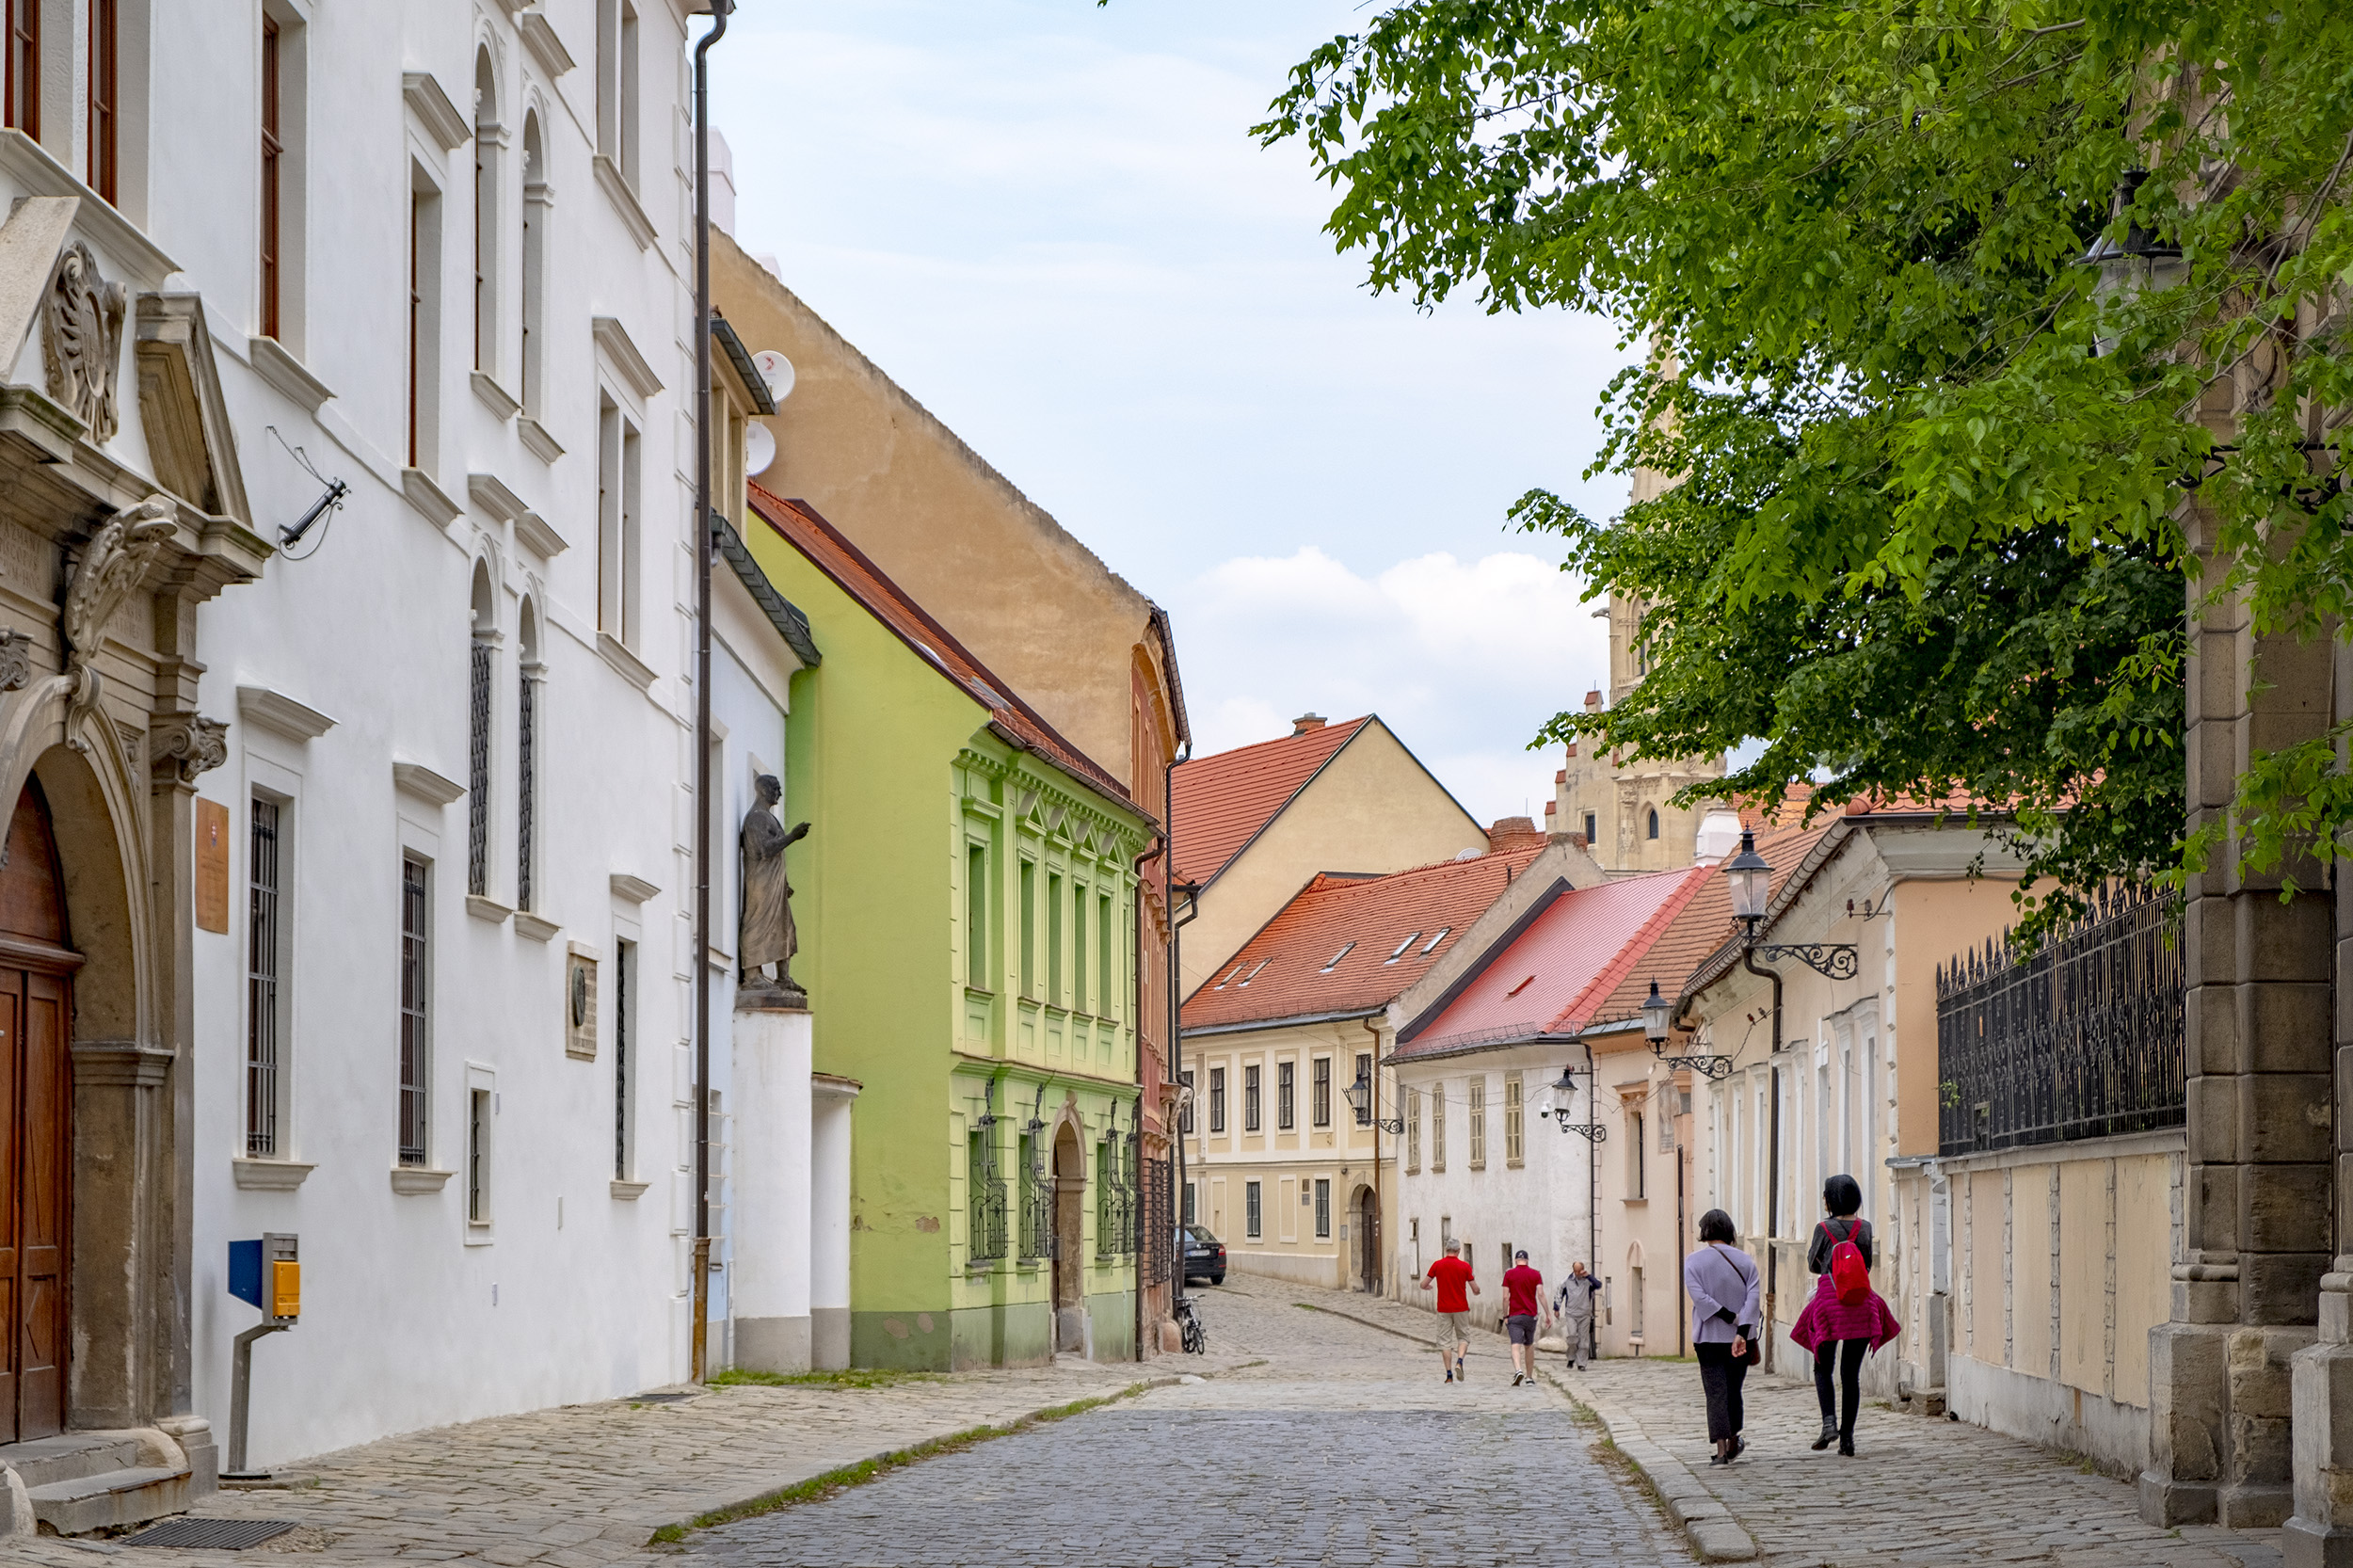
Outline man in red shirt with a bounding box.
[1419,1240,1480,1382]
[1502,1249,1545,1385]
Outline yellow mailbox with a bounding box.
[269,1259,300,1320]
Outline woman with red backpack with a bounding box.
[1791,1174,1900,1457]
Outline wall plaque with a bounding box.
[196,797,230,934]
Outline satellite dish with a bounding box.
[744,422,776,476]
[751,349,795,406]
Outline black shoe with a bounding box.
[1708,1451,1728,1466]
[1512,1372,1524,1385]
[1727,1437,1744,1464]
[1838,1436,1855,1457]
[1812,1419,1835,1451]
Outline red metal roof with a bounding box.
[1399,869,1708,1057]
[748,486,1134,808]
[1580,824,1829,1028]
[1179,845,1546,1030]
[1169,719,1373,887]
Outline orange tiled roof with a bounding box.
[1180,844,1547,1031]
[748,486,1134,808]
[1169,719,1373,887]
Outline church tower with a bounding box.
[1548,458,1728,873]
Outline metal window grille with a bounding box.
[517,673,536,912]
[1142,1156,1172,1286]
[1018,1134,1051,1259]
[398,857,430,1165]
[1096,1144,1116,1256]
[246,799,280,1158]
[467,1089,488,1222]
[968,1124,1008,1263]
[468,640,491,897]
[613,939,631,1179]
[1312,1057,1331,1128]
[1937,883,2184,1156]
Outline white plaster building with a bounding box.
[0,1,836,1533]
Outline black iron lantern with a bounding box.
[1724,829,1772,925]
[1641,980,1674,1045]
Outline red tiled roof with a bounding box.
[1580,824,1828,1030]
[748,487,1134,808]
[1169,718,1373,887]
[1180,845,1546,1031]
[1398,869,1707,1057]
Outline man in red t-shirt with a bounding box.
[1502,1250,1545,1385]
[1418,1240,1480,1382]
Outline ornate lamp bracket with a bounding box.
[1752,942,1861,981]
[1659,1052,1737,1082]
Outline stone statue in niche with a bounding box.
[738,774,809,1007]
[42,241,127,441]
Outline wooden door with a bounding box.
[0,783,74,1444]
[1357,1190,1379,1294]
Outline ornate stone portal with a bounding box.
[738,774,809,1010]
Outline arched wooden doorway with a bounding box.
[1353,1186,1379,1294]
[1051,1123,1083,1353]
[0,780,75,1442]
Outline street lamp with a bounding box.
[1343,1061,1402,1134]
[1534,1064,1606,1141]
[1643,977,1734,1081]
[1725,828,1859,980]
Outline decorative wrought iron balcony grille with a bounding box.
[1936,884,2183,1157]
[1140,1156,1172,1287]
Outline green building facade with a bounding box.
[749,493,1152,1369]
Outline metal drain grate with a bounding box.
[631,1391,696,1403]
[127,1518,297,1550]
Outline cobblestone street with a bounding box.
[685,1277,1680,1568]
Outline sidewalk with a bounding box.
[1567,1355,2285,1567]
[8,1344,1248,1567]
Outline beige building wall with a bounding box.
[712,232,1174,794]
[1181,724,1486,995]
[1585,1033,1701,1359]
[1182,1016,1399,1293]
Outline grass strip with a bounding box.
[706,1367,942,1390]
[648,1382,1155,1543]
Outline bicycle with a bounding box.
[1174,1292,1207,1355]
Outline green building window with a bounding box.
[1096,1141,1113,1256]
[1019,860,1035,998]
[1097,893,1113,1019]
[1018,1132,1050,1259]
[1071,887,1087,1014]
[968,1127,1006,1263]
[966,843,987,989]
[1048,872,1064,1005]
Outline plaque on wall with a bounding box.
[196,797,230,934]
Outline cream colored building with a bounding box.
[1673,808,2180,1474]
[1173,715,1487,998]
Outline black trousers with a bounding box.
[1696,1341,1748,1443]
[1815,1337,1866,1437]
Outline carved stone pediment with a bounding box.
[42,240,126,442]
[0,630,33,693]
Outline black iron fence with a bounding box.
[1141,1157,1172,1288]
[1937,884,2183,1156]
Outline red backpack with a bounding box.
[1829,1218,1870,1305]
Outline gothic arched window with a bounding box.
[1646,808,1659,840]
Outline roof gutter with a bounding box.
[1182,1005,1385,1040]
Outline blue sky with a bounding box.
[712,0,1635,825]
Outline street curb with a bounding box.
[1296,1299,1510,1351]
[1547,1368,1761,1562]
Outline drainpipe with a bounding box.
[1586,1039,1598,1362]
[1130,829,1163,1362]
[689,0,732,1386]
[1166,743,1193,1320]
[1744,945,1785,1373]
[1362,1016,1384,1296]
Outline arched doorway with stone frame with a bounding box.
[1050,1115,1085,1354]
[1351,1183,1379,1295]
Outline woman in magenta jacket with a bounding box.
[1792,1174,1901,1457]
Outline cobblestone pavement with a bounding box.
[1573,1354,2285,1567]
[685,1274,1688,1567]
[6,1340,1250,1568]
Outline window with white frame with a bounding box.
[1244,1178,1261,1240]
[247,794,284,1157]
[398,855,431,1166]
[1430,1084,1446,1171]
[1405,1087,1420,1172]
[408,168,443,472]
[596,394,641,646]
[1467,1078,1486,1169]
[520,107,550,416]
[597,0,640,188]
[1504,1075,1524,1166]
[614,937,635,1179]
[467,562,496,897]
[472,45,501,377]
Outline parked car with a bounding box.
[1182,1224,1226,1285]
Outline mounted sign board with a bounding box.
[196,797,231,933]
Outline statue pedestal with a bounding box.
[2287,1265,2353,1566]
[728,998,813,1374]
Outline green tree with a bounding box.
[1258,1,2353,929]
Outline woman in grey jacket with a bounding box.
[1684,1208,1762,1466]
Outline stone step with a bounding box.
[26,1464,191,1536]
[0,1432,149,1492]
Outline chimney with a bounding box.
[1486,816,1545,854]
[1291,712,1327,736]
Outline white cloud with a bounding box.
[1176,547,1613,825]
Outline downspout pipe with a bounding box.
[1166,742,1194,1315]
[690,0,732,1384]
[1362,1016,1384,1296]
[1743,942,1785,1374]
[1585,1039,1598,1364]
[1130,829,1163,1362]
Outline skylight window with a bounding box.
[1506,973,1536,997]
[1238,959,1272,987]
[1384,933,1421,964]
[1214,964,1246,990]
[1321,942,1355,973]
[1420,928,1450,953]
